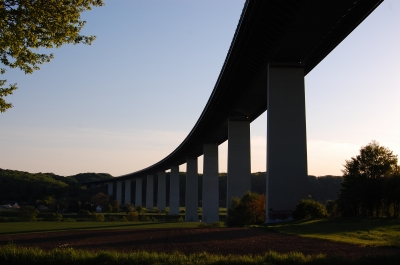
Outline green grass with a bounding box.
[0,244,399,265]
[0,221,200,235]
[266,218,400,247]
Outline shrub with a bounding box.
[226,191,266,226]
[135,205,143,214]
[90,213,105,222]
[44,213,63,221]
[292,199,328,220]
[77,209,90,215]
[177,216,183,222]
[19,206,39,221]
[127,212,139,221]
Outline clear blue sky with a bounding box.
[1,0,399,177]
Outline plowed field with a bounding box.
[1,228,398,258]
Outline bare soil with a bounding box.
[1,228,399,258]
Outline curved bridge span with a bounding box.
[86,0,383,222]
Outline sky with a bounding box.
[1,0,399,177]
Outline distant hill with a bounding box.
[0,168,112,205]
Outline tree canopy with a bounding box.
[338,141,400,217]
[0,0,104,112]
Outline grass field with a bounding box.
[0,221,200,235]
[266,218,400,247]
[0,244,399,265]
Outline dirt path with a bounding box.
[1,228,398,258]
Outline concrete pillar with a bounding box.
[267,64,308,220]
[116,180,122,205]
[226,119,251,210]
[185,157,199,221]
[157,171,166,211]
[124,179,131,205]
[108,182,113,196]
[135,178,142,207]
[202,143,219,223]
[169,165,180,215]
[146,175,154,209]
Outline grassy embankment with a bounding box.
[266,217,400,247]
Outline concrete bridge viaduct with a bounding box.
[85,0,383,222]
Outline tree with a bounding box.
[91,192,109,207]
[19,206,39,221]
[338,141,399,217]
[0,0,104,112]
[292,199,328,220]
[226,191,266,226]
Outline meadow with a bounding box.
[0,217,399,265]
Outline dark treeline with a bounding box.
[0,168,112,211]
[1,168,341,210]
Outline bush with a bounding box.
[127,212,139,221]
[292,199,328,220]
[0,216,9,222]
[77,209,90,215]
[226,191,266,227]
[19,206,39,221]
[44,213,63,221]
[90,213,105,222]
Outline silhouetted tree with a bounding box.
[338,141,399,217]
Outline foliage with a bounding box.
[110,200,120,213]
[126,212,138,221]
[292,199,328,220]
[43,213,63,222]
[337,141,400,217]
[1,244,400,265]
[226,191,266,226]
[18,206,39,221]
[77,209,90,215]
[135,205,144,214]
[103,203,112,213]
[91,192,109,207]
[0,0,104,112]
[90,213,104,222]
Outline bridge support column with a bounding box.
[124,180,131,205]
[227,119,251,210]
[157,171,166,211]
[116,180,122,205]
[185,158,198,221]
[107,182,113,196]
[135,178,142,207]
[169,165,180,215]
[146,175,154,209]
[267,64,308,221]
[202,143,219,223]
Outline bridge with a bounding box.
[85,0,383,222]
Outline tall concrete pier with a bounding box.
[267,64,308,219]
[135,178,142,207]
[116,180,122,205]
[157,171,166,211]
[185,158,198,221]
[107,182,113,196]
[202,143,219,223]
[146,175,154,209]
[226,119,251,209]
[169,165,180,215]
[124,179,131,204]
